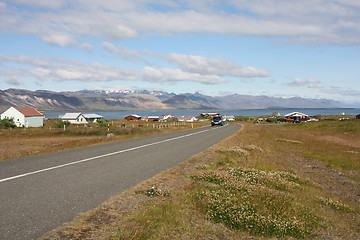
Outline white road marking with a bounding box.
[0,126,223,183]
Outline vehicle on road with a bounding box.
[211,116,224,126]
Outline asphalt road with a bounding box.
[0,124,241,239]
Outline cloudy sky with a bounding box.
[1,0,359,105]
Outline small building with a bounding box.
[284,112,309,123]
[177,116,198,122]
[223,115,235,121]
[124,114,142,121]
[147,116,159,122]
[356,114,360,119]
[0,106,44,127]
[271,112,281,118]
[160,114,174,122]
[61,113,103,124]
[83,113,104,123]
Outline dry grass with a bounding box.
[40,120,360,239]
[0,119,209,162]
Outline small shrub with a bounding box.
[96,118,108,128]
[0,118,16,129]
[53,119,70,128]
[266,118,277,123]
[235,116,251,121]
[135,185,170,197]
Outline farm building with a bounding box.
[160,114,174,121]
[284,112,310,123]
[223,115,235,121]
[124,114,142,121]
[147,116,159,122]
[1,106,44,127]
[271,112,281,118]
[61,113,103,124]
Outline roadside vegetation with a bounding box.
[41,117,360,239]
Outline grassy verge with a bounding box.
[41,120,360,239]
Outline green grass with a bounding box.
[283,119,360,133]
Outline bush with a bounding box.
[0,118,16,129]
[96,118,108,128]
[235,116,251,121]
[53,119,70,128]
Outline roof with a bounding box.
[148,116,159,119]
[14,107,43,117]
[178,116,197,120]
[125,114,141,118]
[285,112,309,117]
[83,113,103,119]
[61,113,82,119]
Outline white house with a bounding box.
[285,112,310,122]
[177,116,198,122]
[147,116,160,122]
[223,115,235,121]
[1,106,44,127]
[83,113,104,123]
[61,113,103,124]
[160,114,174,122]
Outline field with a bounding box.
[37,117,360,239]
[0,119,209,162]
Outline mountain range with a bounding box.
[0,88,346,113]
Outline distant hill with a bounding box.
[0,88,345,113]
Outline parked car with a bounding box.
[211,116,224,126]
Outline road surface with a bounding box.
[0,124,240,239]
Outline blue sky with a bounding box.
[0,0,359,105]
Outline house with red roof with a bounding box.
[124,114,142,121]
[0,107,44,127]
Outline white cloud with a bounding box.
[142,67,227,84]
[0,54,53,67]
[30,68,51,80]
[323,86,360,97]
[144,51,270,78]
[287,78,323,88]
[11,0,68,10]
[0,54,226,85]
[101,41,142,61]
[80,43,94,52]
[5,76,23,86]
[1,0,360,45]
[41,34,77,47]
[50,63,139,82]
